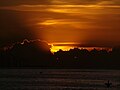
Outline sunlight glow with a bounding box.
[49,42,77,53]
[49,43,112,53]
[39,20,57,25]
[50,45,74,53]
[38,19,88,28]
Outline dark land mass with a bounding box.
[0,40,120,69]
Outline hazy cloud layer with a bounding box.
[0,0,120,6]
[0,0,120,47]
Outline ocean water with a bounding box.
[0,69,120,90]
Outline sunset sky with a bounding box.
[0,0,120,51]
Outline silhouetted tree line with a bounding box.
[54,48,120,69]
[0,40,120,69]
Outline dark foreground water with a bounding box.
[0,69,120,90]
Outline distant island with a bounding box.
[0,39,120,69]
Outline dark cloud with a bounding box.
[12,39,51,51]
[0,39,53,67]
[0,9,38,47]
[0,0,51,6]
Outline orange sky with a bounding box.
[0,0,120,49]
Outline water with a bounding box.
[0,69,120,90]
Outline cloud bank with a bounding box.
[0,0,120,47]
